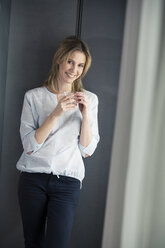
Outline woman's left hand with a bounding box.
[75,92,90,118]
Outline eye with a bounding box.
[68,60,73,64]
[79,64,84,68]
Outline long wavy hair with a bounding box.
[42,36,92,93]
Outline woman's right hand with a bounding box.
[53,93,77,117]
[34,93,77,145]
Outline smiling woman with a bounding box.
[43,36,92,94]
[16,36,100,248]
[57,51,86,87]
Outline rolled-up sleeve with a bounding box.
[20,92,43,154]
[78,94,100,158]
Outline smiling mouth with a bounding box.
[66,72,76,78]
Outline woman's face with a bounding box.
[58,50,86,85]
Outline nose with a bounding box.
[70,64,77,74]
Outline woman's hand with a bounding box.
[34,93,77,145]
[75,92,90,118]
[53,93,77,117]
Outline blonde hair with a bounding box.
[42,36,92,93]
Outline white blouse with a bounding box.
[16,86,100,182]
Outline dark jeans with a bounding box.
[18,172,80,248]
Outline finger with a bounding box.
[65,103,77,110]
[65,97,77,104]
[75,92,84,96]
[66,99,77,105]
[75,94,86,99]
[77,97,87,104]
[62,95,76,103]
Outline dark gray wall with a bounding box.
[0,0,77,247]
[0,0,126,247]
[0,0,11,172]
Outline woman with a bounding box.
[17,36,100,248]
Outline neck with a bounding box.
[56,78,72,93]
[57,85,72,93]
